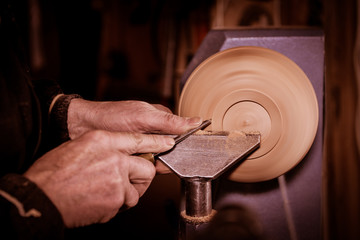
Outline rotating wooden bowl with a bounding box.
[178,46,318,182]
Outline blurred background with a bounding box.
[13,0,360,239]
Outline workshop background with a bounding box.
[20,0,360,239]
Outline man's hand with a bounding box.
[24,130,175,228]
[67,99,202,139]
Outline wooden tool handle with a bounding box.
[138,153,155,164]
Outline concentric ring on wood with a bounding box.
[178,46,318,182]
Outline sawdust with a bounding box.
[181,209,217,224]
[194,130,214,135]
[225,131,246,152]
[227,130,246,138]
[226,131,261,151]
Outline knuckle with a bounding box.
[132,133,144,145]
[147,134,159,146]
[115,152,129,169]
[134,101,151,113]
[147,135,169,152]
[152,104,172,113]
[163,112,179,126]
[84,130,109,143]
[126,196,139,208]
[128,133,145,153]
[150,112,175,130]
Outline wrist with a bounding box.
[49,94,82,143]
[67,98,96,139]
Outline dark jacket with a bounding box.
[0,1,80,239]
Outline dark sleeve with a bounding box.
[0,174,64,240]
[31,78,82,148]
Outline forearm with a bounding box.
[0,174,65,239]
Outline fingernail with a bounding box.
[187,117,202,126]
[166,137,175,147]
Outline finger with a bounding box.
[117,155,155,208]
[146,111,203,135]
[155,161,172,174]
[123,183,140,208]
[108,132,175,155]
[131,182,152,199]
[128,156,156,197]
[116,155,154,210]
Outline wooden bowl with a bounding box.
[179,46,318,182]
